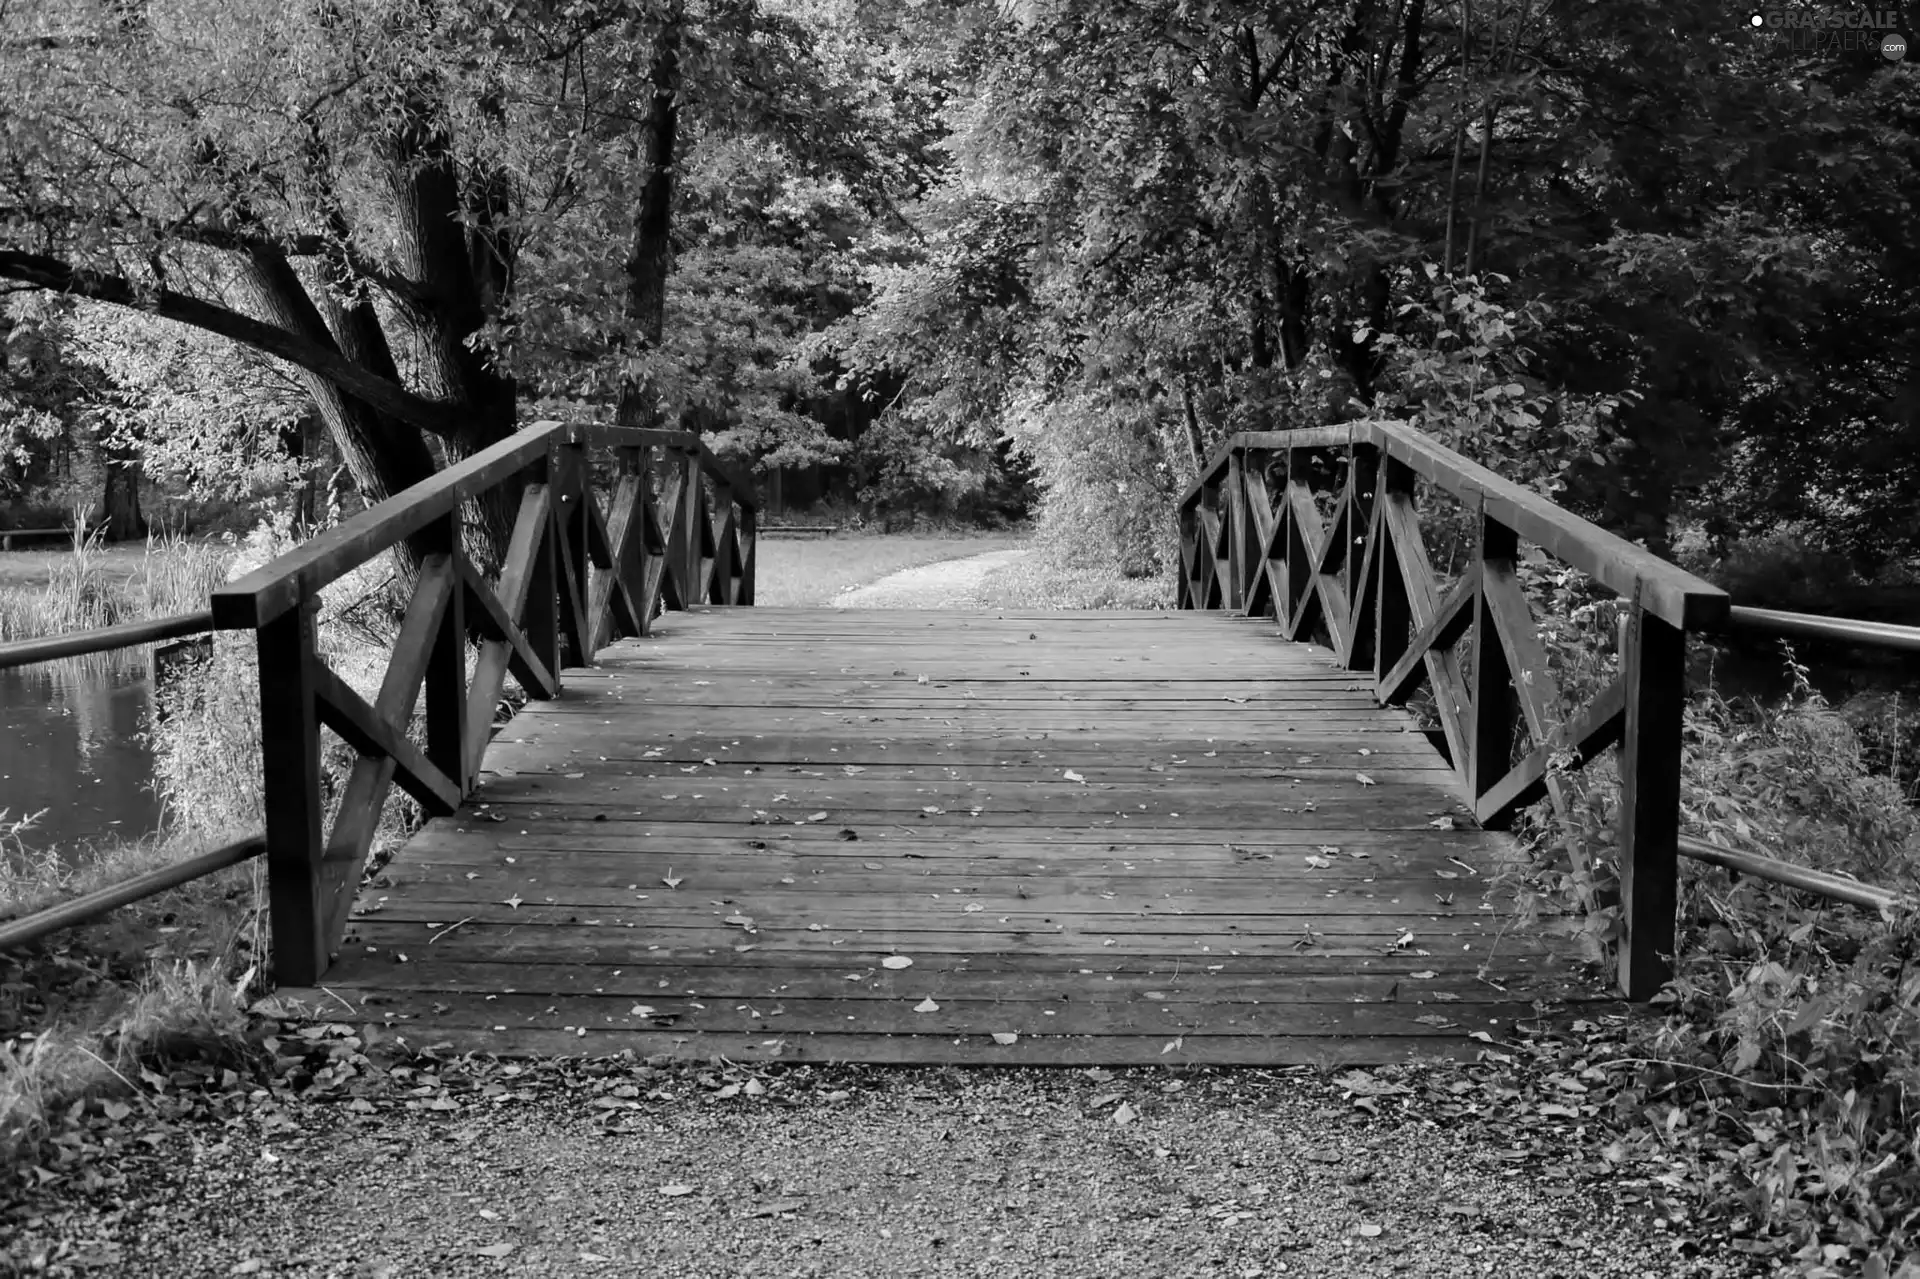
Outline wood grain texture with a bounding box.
[311,608,1611,1062]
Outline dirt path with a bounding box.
[3,1060,1737,1279]
[832,547,1030,609]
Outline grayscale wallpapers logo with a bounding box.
[1748,7,1910,57]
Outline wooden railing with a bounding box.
[1178,423,1731,999]
[0,421,756,983]
[1180,423,1920,997]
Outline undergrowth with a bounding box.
[0,518,423,1171]
[1519,631,1920,1275]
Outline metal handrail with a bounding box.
[0,835,266,950]
[1723,605,1920,653]
[0,609,214,672]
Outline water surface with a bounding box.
[0,661,165,860]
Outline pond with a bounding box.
[0,661,166,861]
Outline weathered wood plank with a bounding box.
[292,606,1604,1062]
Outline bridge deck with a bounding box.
[284,608,1611,1064]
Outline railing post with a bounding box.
[424,507,469,796]
[1468,511,1517,800]
[1226,447,1246,612]
[737,501,756,606]
[683,449,704,602]
[255,598,327,986]
[1177,500,1197,608]
[1283,447,1305,628]
[1346,443,1380,668]
[558,429,593,666]
[710,481,733,605]
[1617,599,1686,999]
[1374,456,1415,687]
[525,449,563,680]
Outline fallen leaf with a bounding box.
[749,1199,806,1218]
[629,1004,658,1017]
[1358,1223,1383,1239]
[914,997,940,1013]
[724,915,755,928]
[1161,1035,1185,1055]
[991,1032,1019,1045]
[502,895,523,910]
[964,902,983,913]
[1356,772,1376,786]
[1063,769,1086,783]
[1408,971,1437,980]
[1305,855,1332,869]
[1112,1101,1138,1124]
[806,811,829,822]
[662,870,683,889]
[475,1243,515,1258]
[882,956,913,970]
[658,1183,696,1197]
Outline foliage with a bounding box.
[820,0,1918,571]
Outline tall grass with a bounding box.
[1,529,262,1170]
[0,522,233,644]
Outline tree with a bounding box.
[829,0,1918,569]
[0,0,902,553]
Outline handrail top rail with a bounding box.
[0,609,215,673]
[213,421,757,629]
[1181,421,1729,630]
[591,425,760,509]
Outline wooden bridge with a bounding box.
[4,419,1912,1065]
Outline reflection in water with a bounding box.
[0,660,165,860]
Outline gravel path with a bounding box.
[6,1061,1751,1279]
[832,548,1031,609]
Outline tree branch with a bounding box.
[0,249,463,438]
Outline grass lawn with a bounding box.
[750,532,1022,606]
[0,546,154,590]
[973,551,1173,609]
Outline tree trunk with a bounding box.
[617,8,683,431]
[241,250,437,507]
[99,437,146,542]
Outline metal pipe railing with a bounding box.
[0,610,215,672]
[0,834,266,950]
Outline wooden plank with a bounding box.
[292,959,1589,1002]
[1474,677,1626,829]
[1377,565,1478,706]
[341,1027,1507,1066]
[311,663,461,816]
[459,561,558,699]
[283,988,1554,1037]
